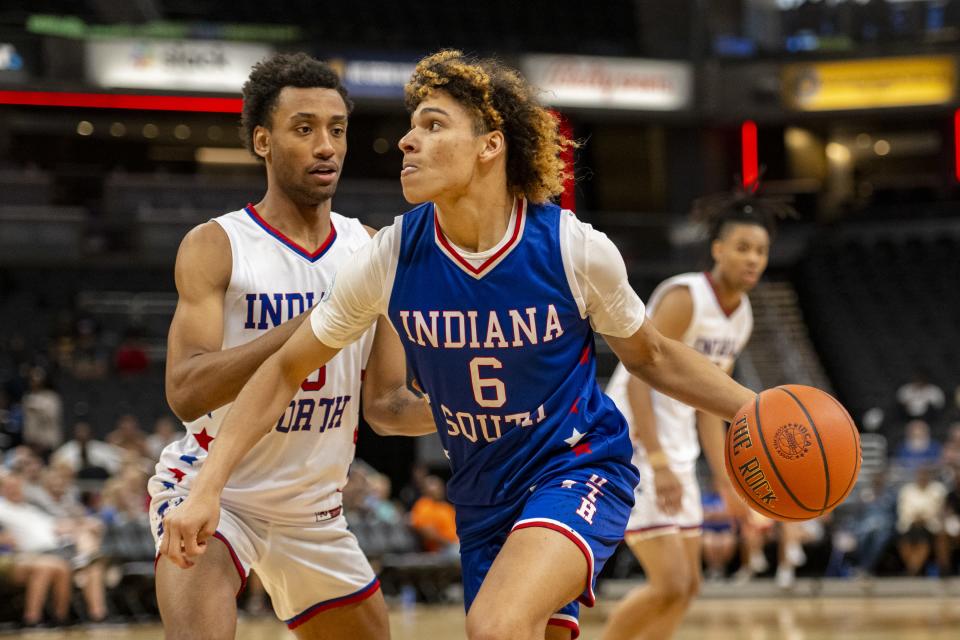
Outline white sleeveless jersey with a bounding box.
[154,206,374,525]
[606,272,753,472]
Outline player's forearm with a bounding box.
[627,337,754,422]
[167,312,309,422]
[624,374,663,455]
[190,355,302,496]
[364,386,436,436]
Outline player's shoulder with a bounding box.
[179,218,230,256]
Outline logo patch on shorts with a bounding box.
[773,423,811,461]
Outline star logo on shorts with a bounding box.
[561,480,577,489]
[564,428,586,447]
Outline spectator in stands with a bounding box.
[0,388,24,450]
[21,366,62,457]
[145,415,179,461]
[897,465,946,576]
[113,326,149,375]
[0,526,72,627]
[0,471,110,623]
[700,490,737,581]
[896,372,945,421]
[940,423,960,469]
[852,470,897,577]
[410,475,458,555]
[942,468,960,576]
[69,317,108,380]
[52,421,124,479]
[893,420,942,472]
[99,464,150,525]
[105,414,149,458]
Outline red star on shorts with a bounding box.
[168,467,186,482]
[194,428,214,451]
[573,442,592,457]
[569,397,580,414]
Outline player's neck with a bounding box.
[707,267,742,311]
[253,191,333,247]
[433,188,514,253]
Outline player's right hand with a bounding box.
[653,466,683,515]
[159,492,221,569]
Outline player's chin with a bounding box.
[400,180,433,205]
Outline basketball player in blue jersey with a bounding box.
[601,190,790,640]
[152,54,433,640]
[161,50,758,640]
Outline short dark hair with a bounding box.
[240,53,352,158]
[691,186,796,243]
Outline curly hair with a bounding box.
[240,53,353,159]
[404,50,575,204]
[691,183,797,243]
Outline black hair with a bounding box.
[691,184,797,243]
[240,53,352,158]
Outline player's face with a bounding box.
[398,91,488,203]
[713,223,770,291]
[258,87,348,206]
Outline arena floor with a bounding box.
[11,590,960,639]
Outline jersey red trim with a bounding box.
[433,198,524,276]
[245,204,337,263]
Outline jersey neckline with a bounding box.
[244,203,337,263]
[432,198,526,280]
[703,271,744,319]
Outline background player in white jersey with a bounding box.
[160,50,764,640]
[150,53,432,640]
[601,190,792,640]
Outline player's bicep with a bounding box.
[577,225,645,337]
[166,224,231,367]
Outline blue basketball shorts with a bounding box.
[456,466,635,639]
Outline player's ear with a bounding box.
[478,130,505,163]
[710,237,724,264]
[253,125,271,160]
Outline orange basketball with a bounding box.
[724,385,861,522]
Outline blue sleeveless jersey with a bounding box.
[388,200,638,507]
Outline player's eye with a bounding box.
[430,121,442,131]
[332,126,346,136]
[296,125,312,135]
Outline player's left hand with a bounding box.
[653,466,683,515]
[159,491,220,569]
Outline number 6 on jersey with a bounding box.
[470,357,506,408]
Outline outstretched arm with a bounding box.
[165,222,311,422]
[605,322,753,423]
[161,321,339,567]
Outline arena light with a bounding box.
[741,120,758,190]
[0,90,242,113]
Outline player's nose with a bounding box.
[314,132,336,158]
[398,130,417,153]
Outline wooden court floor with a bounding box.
[7,596,960,639]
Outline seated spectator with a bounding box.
[893,420,942,472]
[113,326,149,375]
[21,366,62,457]
[145,415,180,461]
[409,475,458,555]
[0,527,71,627]
[69,317,108,380]
[106,414,149,458]
[52,421,124,479]
[897,372,945,420]
[897,465,946,576]
[942,468,960,577]
[852,470,897,577]
[941,424,960,469]
[99,465,150,526]
[0,471,108,621]
[701,490,737,580]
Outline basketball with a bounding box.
[725,385,862,522]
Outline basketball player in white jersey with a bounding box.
[601,192,787,640]
[149,53,433,640]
